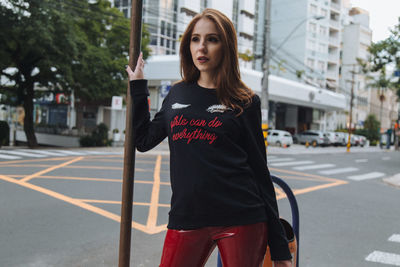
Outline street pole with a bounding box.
[346,65,356,153]
[261,0,271,142]
[118,1,143,266]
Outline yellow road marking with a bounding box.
[5,175,172,185]
[0,174,166,234]
[270,167,345,183]
[271,167,348,200]
[77,199,170,207]
[0,156,76,165]
[3,164,147,172]
[20,157,84,183]
[147,155,162,231]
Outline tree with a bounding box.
[0,0,150,147]
[364,66,391,123]
[363,114,380,142]
[367,17,400,100]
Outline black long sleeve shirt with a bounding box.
[130,80,291,260]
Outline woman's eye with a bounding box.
[191,36,199,42]
[208,37,219,42]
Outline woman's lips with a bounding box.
[197,56,209,63]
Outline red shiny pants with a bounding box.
[159,222,268,267]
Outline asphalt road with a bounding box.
[0,146,399,267]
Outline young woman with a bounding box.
[126,8,292,267]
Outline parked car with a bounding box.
[293,130,330,147]
[342,133,356,146]
[267,129,293,147]
[335,132,347,146]
[354,134,367,147]
[324,132,343,146]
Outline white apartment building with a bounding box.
[270,0,342,91]
[113,0,345,133]
[340,6,372,129]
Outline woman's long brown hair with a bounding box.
[179,8,254,115]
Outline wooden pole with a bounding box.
[118,1,143,266]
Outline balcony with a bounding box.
[329,19,340,29]
[326,69,338,80]
[329,36,340,47]
[328,52,339,63]
[331,1,340,12]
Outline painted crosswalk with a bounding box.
[268,156,386,182]
[0,149,122,160]
[348,172,385,181]
[365,233,400,266]
[319,167,359,175]
[293,163,335,171]
[269,160,314,167]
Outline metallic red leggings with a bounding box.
[159,222,268,267]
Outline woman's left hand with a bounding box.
[274,260,292,267]
[126,52,145,81]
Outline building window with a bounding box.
[320,8,328,17]
[307,58,315,68]
[123,0,128,6]
[310,4,318,15]
[161,21,165,35]
[318,43,326,53]
[318,61,325,70]
[307,39,316,50]
[160,37,164,46]
[319,25,327,36]
[166,39,170,48]
[167,22,171,36]
[309,22,317,33]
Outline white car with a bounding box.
[267,129,293,147]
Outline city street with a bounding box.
[0,145,399,267]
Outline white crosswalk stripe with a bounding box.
[348,172,385,181]
[0,153,21,159]
[48,150,86,155]
[293,164,335,171]
[18,149,67,156]
[319,167,359,175]
[365,251,400,266]
[1,150,46,158]
[355,159,368,163]
[389,234,400,243]
[0,149,122,160]
[270,160,314,167]
[268,157,295,163]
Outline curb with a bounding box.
[383,173,400,188]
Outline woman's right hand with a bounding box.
[126,52,145,81]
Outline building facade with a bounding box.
[113,0,346,133]
[340,6,372,129]
[269,0,342,91]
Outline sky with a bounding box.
[350,0,400,42]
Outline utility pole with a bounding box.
[118,1,143,266]
[347,65,356,153]
[261,0,271,140]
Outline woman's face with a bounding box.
[190,18,223,76]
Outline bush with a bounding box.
[0,121,10,147]
[79,123,112,147]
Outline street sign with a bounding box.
[112,96,123,110]
[160,80,171,98]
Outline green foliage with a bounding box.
[363,114,381,142]
[79,123,111,147]
[238,49,255,62]
[0,121,10,147]
[1,0,151,146]
[366,17,400,101]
